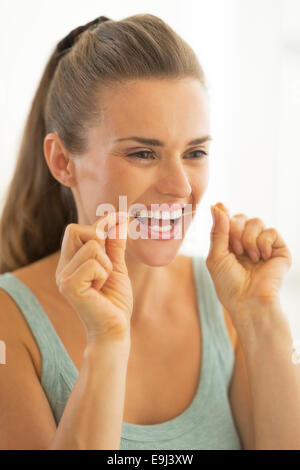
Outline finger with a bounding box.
[93,211,128,241]
[59,239,113,281]
[256,230,275,260]
[256,227,290,263]
[105,212,129,274]
[261,226,288,250]
[58,211,127,275]
[58,223,103,278]
[241,218,266,263]
[208,202,231,261]
[61,258,109,298]
[228,214,248,255]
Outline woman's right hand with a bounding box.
[55,211,133,344]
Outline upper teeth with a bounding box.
[133,209,182,220]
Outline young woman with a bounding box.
[0,14,297,450]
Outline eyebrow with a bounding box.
[114,135,212,146]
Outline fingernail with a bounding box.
[216,202,229,215]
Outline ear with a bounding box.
[43,133,76,187]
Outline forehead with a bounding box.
[97,78,210,141]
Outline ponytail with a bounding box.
[0,50,77,273]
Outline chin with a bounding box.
[127,240,182,267]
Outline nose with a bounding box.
[155,160,192,199]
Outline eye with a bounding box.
[127,150,208,160]
[127,151,154,160]
[185,150,208,159]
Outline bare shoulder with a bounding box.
[0,251,60,378]
[0,265,38,348]
[11,250,60,292]
[0,260,57,449]
[0,250,58,323]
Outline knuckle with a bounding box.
[57,276,71,295]
[65,223,77,237]
[246,217,263,226]
[86,239,101,254]
[256,232,266,243]
[86,258,99,270]
[241,234,253,248]
[94,261,108,280]
[86,242,112,272]
[87,259,107,279]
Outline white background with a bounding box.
[0,0,299,337]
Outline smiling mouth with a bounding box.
[130,207,183,220]
[133,215,181,227]
[131,209,183,226]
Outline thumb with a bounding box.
[207,202,231,260]
[105,212,129,274]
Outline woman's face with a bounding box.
[71,78,211,266]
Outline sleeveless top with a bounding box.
[0,255,242,450]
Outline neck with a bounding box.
[125,250,174,325]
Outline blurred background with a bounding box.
[0,0,299,337]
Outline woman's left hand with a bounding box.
[206,202,292,325]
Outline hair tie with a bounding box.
[55,16,110,55]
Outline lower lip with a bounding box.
[132,216,183,241]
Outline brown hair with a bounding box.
[0,13,207,274]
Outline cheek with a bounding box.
[77,157,149,217]
[77,163,110,200]
[105,158,154,197]
[79,154,132,196]
[75,158,119,219]
[190,166,209,198]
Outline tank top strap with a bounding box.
[0,272,78,393]
[192,255,235,385]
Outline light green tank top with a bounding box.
[0,255,242,450]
